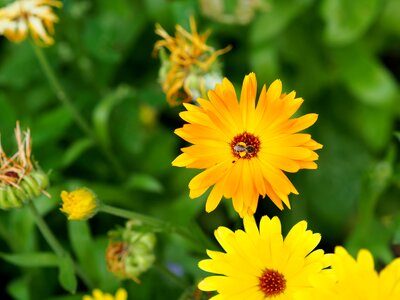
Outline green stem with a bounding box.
[31,42,125,178]
[27,200,94,288]
[99,204,205,253]
[31,42,92,137]
[154,262,188,290]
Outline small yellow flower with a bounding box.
[173,73,322,217]
[0,121,49,209]
[154,17,231,106]
[295,246,400,300]
[0,0,62,46]
[60,187,98,220]
[83,288,128,300]
[198,215,329,299]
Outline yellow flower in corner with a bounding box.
[0,0,62,45]
[154,17,231,106]
[198,216,329,299]
[295,246,400,300]
[173,72,322,217]
[60,187,98,220]
[83,288,127,300]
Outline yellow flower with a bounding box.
[172,72,322,217]
[0,0,62,45]
[154,17,231,106]
[60,187,98,220]
[0,121,49,209]
[83,288,128,300]
[295,246,400,300]
[198,215,329,299]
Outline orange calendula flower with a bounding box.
[0,122,49,209]
[0,0,62,45]
[198,216,329,299]
[172,73,322,217]
[154,17,231,106]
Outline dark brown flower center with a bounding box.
[230,132,260,159]
[259,269,286,297]
[5,171,19,179]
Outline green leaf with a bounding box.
[7,277,30,300]
[32,107,73,146]
[250,0,312,46]
[67,221,99,283]
[58,254,77,294]
[353,104,395,151]
[92,85,135,150]
[61,138,94,168]
[321,0,381,45]
[395,132,400,142]
[332,45,398,107]
[0,252,59,267]
[0,93,17,132]
[125,174,164,193]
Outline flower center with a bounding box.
[259,269,286,297]
[231,132,260,159]
[5,171,19,179]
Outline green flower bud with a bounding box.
[106,220,157,283]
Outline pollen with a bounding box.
[230,132,260,159]
[259,269,286,297]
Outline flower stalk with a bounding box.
[28,200,94,288]
[31,42,125,178]
[99,204,205,253]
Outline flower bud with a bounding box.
[0,122,50,210]
[106,220,156,282]
[60,187,99,221]
[154,17,231,106]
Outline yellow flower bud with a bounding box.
[60,188,98,220]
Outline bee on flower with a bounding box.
[154,17,231,106]
[0,122,49,209]
[0,0,62,45]
[173,72,322,217]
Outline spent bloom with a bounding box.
[83,288,127,300]
[0,0,62,45]
[106,220,156,283]
[173,73,322,217]
[198,215,329,299]
[154,17,231,106]
[0,122,49,209]
[60,187,99,220]
[295,246,400,300]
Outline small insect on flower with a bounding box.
[233,142,255,158]
[173,73,322,217]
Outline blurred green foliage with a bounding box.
[0,0,399,299]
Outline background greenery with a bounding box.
[0,0,399,299]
